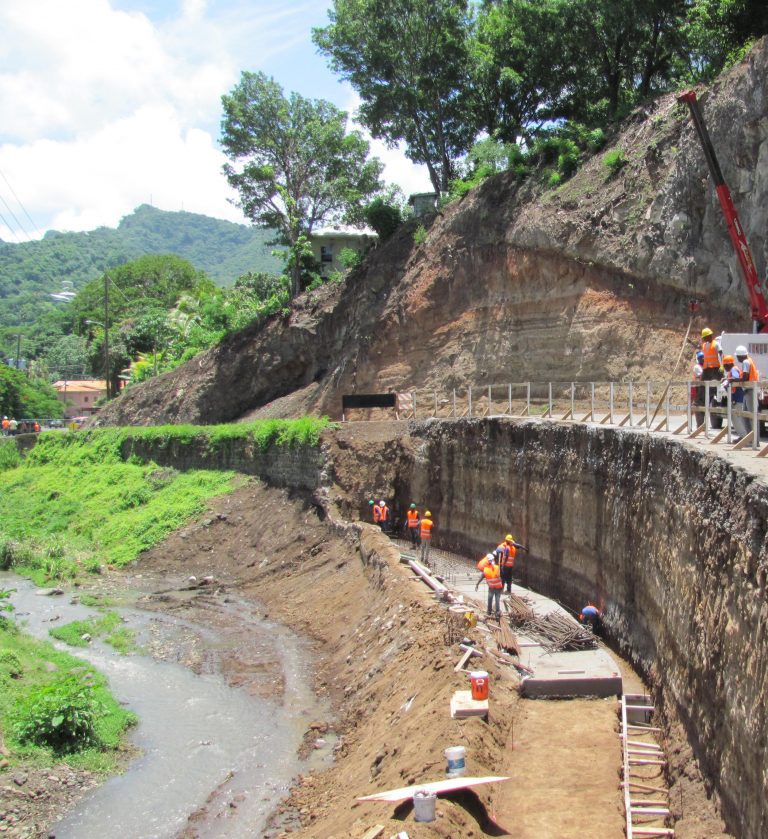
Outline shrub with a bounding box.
[364,197,403,240]
[0,649,22,678]
[604,147,626,175]
[13,676,103,754]
[0,441,21,472]
[413,225,428,247]
[338,247,363,271]
[548,171,563,187]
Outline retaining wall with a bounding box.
[405,418,767,838]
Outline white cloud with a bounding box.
[0,0,433,242]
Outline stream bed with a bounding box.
[4,573,334,838]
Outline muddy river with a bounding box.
[4,574,333,838]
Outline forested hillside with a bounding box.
[0,205,281,329]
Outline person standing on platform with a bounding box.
[420,511,434,565]
[475,554,503,620]
[406,503,420,547]
[378,500,391,532]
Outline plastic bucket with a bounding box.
[470,670,489,701]
[413,789,437,822]
[444,745,466,777]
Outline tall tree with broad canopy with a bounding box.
[220,71,383,298]
[313,0,475,194]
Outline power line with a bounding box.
[0,166,41,238]
[0,207,21,243]
[0,189,32,240]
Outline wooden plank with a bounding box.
[631,807,671,816]
[599,412,611,424]
[673,418,689,435]
[625,781,668,793]
[757,442,768,458]
[632,830,675,837]
[361,826,385,839]
[629,759,666,766]
[625,704,655,711]
[582,410,593,422]
[627,725,662,732]
[454,649,474,672]
[629,799,669,806]
[626,740,663,749]
[709,426,728,444]
[357,775,512,803]
[732,430,754,450]
[561,409,573,421]
[618,413,631,427]
[628,748,665,755]
[688,423,706,438]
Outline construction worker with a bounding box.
[722,355,749,438]
[406,503,420,547]
[1,417,8,436]
[420,511,434,566]
[498,534,521,594]
[475,553,503,620]
[378,499,391,532]
[371,499,381,525]
[735,345,760,431]
[580,602,602,633]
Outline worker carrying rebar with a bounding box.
[579,602,602,633]
[475,553,503,620]
[405,503,420,547]
[420,511,434,566]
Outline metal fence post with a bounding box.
[687,381,692,432]
[526,382,531,415]
[665,389,670,431]
[548,382,553,417]
[609,382,615,424]
[646,381,651,429]
[469,386,473,418]
[753,382,760,449]
[591,382,595,420]
[508,383,512,415]
[704,382,710,438]
[628,381,634,427]
[413,391,417,420]
[452,389,456,418]
[488,384,492,415]
[726,386,732,444]
[571,382,575,419]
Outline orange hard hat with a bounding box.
[723,355,735,365]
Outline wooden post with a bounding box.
[610,382,614,424]
[508,383,512,415]
[413,391,417,420]
[548,382,553,418]
[571,382,575,420]
[628,381,634,427]
[646,381,651,429]
[453,389,456,418]
[704,382,710,438]
[468,386,473,418]
[488,384,492,415]
[526,382,530,416]
[753,381,760,450]
[726,387,732,444]
[590,382,595,420]
[434,390,438,417]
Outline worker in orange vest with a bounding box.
[419,511,434,566]
[378,499,391,532]
[699,328,722,420]
[580,602,602,633]
[498,534,528,594]
[735,345,760,427]
[406,503,420,547]
[371,500,381,525]
[475,553,503,620]
[1,417,8,436]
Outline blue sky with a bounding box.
[0,0,430,241]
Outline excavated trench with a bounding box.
[324,418,768,839]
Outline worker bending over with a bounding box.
[475,553,503,620]
[579,602,602,633]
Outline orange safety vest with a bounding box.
[407,509,420,528]
[483,565,503,589]
[1,419,8,431]
[372,503,381,523]
[379,505,390,522]
[742,354,760,382]
[701,338,720,369]
[498,543,516,568]
[420,518,433,540]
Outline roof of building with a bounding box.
[408,192,439,203]
[311,225,377,239]
[52,380,107,393]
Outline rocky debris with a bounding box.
[34,588,63,597]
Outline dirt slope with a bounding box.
[94,38,768,427]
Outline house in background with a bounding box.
[408,192,439,217]
[52,379,107,418]
[309,226,377,277]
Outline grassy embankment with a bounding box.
[0,417,330,773]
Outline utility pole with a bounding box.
[104,272,110,399]
[15,334,21,370]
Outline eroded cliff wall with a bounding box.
[401,418,767,838]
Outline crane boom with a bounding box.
[679,90,768,333]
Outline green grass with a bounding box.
[0,621,136,773]
[49,610,135,654]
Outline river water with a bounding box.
[4,575,333,838]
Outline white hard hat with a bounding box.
[735,345,748,356]
[486,553,495,562]
[380,500,385,505]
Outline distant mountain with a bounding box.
[0,205,282,329]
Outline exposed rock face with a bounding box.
[404,418,766,839]
[96,39,767,428]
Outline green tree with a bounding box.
[313,0,475,193]
[0,364,63,419]
[220,72,383,298]
[364,197,403,241]
[41,334,90,381]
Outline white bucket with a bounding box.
[412,789,437,822]
[444,745,466,777]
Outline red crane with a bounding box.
[678,90,768,333]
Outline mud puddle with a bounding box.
[4,573,335,838]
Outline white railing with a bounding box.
[380,380,767,454]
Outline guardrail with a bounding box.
[389,380,767,454]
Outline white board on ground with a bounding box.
[356,776,511,802]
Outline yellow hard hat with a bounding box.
[505,534,514,542]
[425,510,432,517]
[701,327,713,338]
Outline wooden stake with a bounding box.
[361,826,385,839]
[454,649,474,672]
